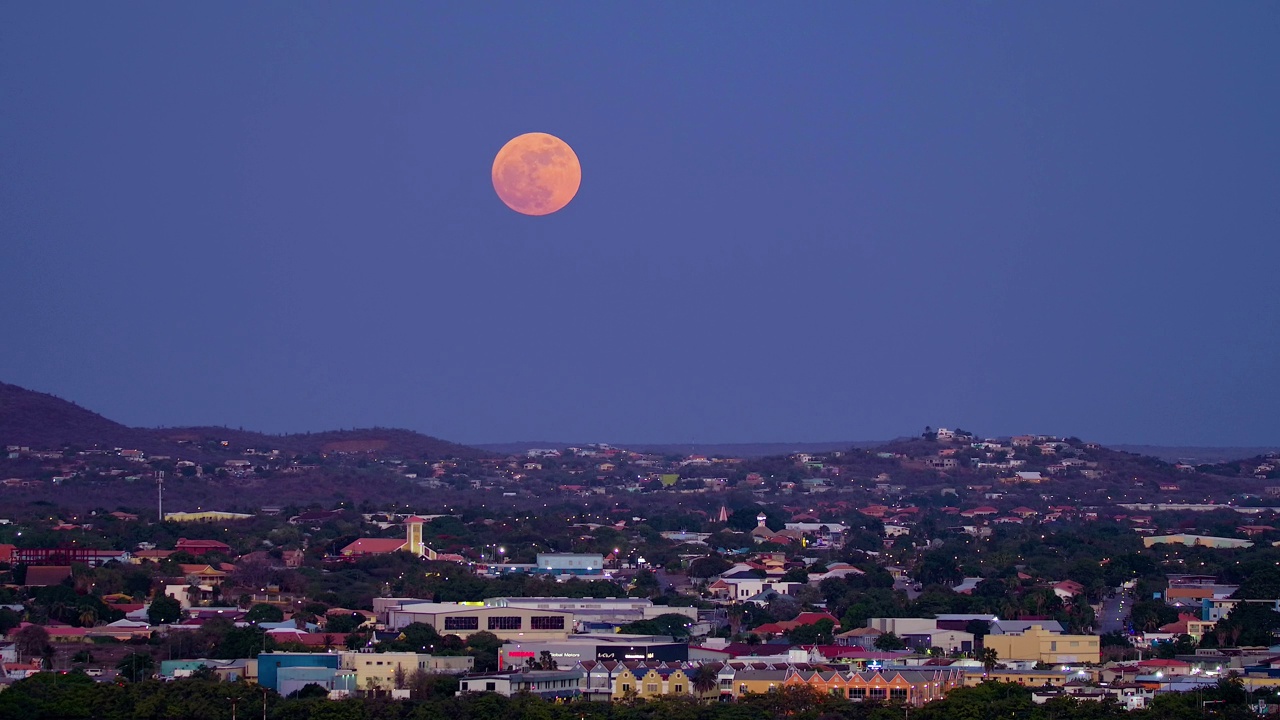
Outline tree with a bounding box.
[787,619,835,645]
[691,664,718,697]
[981,647,1000,674]
[147,594,183,625]
[619,613,693,638]
[780,567,809,584]
[1100,630,1132,648]
[1201,602,1280,648]
[688,555,731,579]
[0,608,21,635]
[874,631,905,651]
[245,603,284,624]
[466,631,502,671]
[408,668,459,699]
[325,612,365,634]
[287,683,330,699]
[525,650,557,670]
[117,651,155,682]
[13,624,50,660]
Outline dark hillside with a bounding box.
[0,382,481,460]
[0,382,139,449]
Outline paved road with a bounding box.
[1099,588,1130,634]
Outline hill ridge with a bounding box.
[0,381,480,460]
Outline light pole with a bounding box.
[227,697,239,720]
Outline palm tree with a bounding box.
[691,664,719,699]
[726,605,746,637]
[981,647,999,675]
[78,608,98,628]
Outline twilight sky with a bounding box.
[2,4,1278,446]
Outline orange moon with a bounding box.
[491,132,581,216]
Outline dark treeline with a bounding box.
[0,674,1263,720]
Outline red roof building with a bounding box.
[174,538,233,556]
[340,538,407,557]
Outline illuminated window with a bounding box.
[444,616,479,631]
[531,616,565,630]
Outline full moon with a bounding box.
[491,132,581,216]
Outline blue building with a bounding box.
[257,652,340,692]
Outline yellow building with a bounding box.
[1142,534,1253,549]
[983,625,1100,664]
[163,510,253,523]
[966,668,1094,687]
[611,666,695,699]
[339,651,474,691]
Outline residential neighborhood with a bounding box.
[2,410,1280,716]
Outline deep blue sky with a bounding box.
[2,4,1278,446]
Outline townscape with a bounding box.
[1,385,1280,718]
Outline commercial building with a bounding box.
[982,625,1100,664]
[899,629,974,654]
[483,597,696,626]
[385,602,573,642]
[499,634,689,669]
[865,618,941,636]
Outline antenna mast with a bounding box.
[157,470,165,522]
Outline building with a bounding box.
[899,629,974,654]
[340,650,473,690]
[535,553,603,576]
[174,538,234,556]
[257,651,341,693]
[341,517,439,559]
[385,602,573,642]
[969,668,1091,687]
[785,666,964,706]
[612,666,694,699]
[163,511,253,523]
[1142,535,1254,549]
[983,625,1100,664]
[458,668,585,699]
[14,548,129,567]
[866,618,940,636]
[483,596,695,627]
[499,635,690,669]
